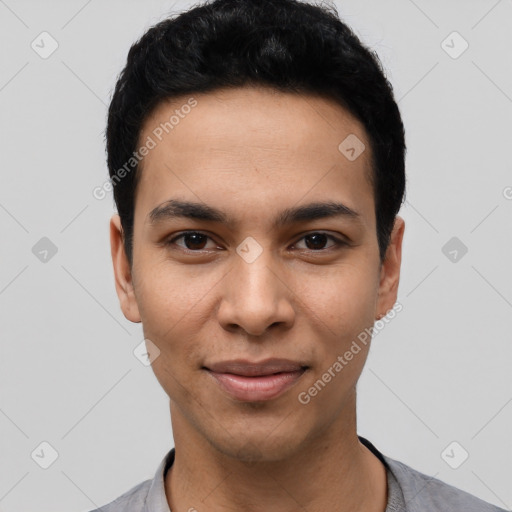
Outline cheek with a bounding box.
[133,265,216,391]
[135,260,220,327]
[301,264,378,333]
[294,264,378,392]
[143,318,205,404]
[296,273,376,408]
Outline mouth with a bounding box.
[203,358,309,402]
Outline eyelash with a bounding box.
[165,231,348,253]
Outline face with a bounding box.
[111,85,404,461]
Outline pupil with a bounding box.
[306,233,327,250]
[185,233,206,250]
[183,233,328,251]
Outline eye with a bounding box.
[166,231,218,251]
[293,232,347,251]
[165,231,348,253]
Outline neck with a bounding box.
[164,396,387,512]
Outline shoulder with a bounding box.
[86,478,152,512]
[384,455,508,512]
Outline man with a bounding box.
[94,0,506,510]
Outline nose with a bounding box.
[216,248,295,337]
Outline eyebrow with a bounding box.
[148,199,362,230]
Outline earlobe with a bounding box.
[376,216,405,318]
[110,214,142,323]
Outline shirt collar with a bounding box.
[142,448,175,512]
[142,438,404,512]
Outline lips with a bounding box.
[205,358,307,376]
[203,358,308,401]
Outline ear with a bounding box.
[376,215,405,318]
[110,214,141,323]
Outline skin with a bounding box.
[111,85,405,512]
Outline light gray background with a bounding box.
[1,0,511,511]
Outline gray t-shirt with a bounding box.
[88,437,507,512]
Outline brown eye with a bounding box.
[304,233,329,250]
[183,233,208,250]
[294,232,346,251]
[166,232,216,251]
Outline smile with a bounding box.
[204,368,308,402]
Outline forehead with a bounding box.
[135,85,375,230]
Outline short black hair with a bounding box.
[106,0,406,266]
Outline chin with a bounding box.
[209,428,307,464]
